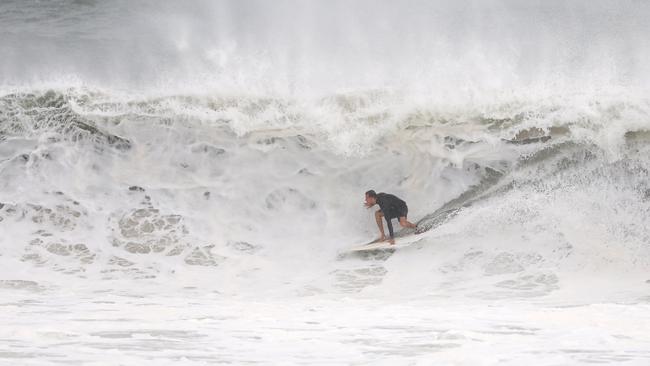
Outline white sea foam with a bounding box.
[1,87,649,364]
[1,1,650,364]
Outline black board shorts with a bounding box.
[384,204,408,219]
[397,204,408,218]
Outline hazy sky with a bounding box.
[1,0,649,93]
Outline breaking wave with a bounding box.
[1,87,649,302]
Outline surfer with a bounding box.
[364,190,417,244]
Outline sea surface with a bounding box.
[1,1,650,365]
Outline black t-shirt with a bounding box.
[376,193,408,238]
[376,193,407,218]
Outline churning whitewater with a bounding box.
[1,1,650,365]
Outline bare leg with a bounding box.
[399,216,417,229]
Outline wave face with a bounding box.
[2,1,650,364]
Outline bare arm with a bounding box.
[385,216,394,238]
[372,209,388,241]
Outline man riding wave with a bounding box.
[364,190,417,244]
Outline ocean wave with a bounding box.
[1,86,648,299]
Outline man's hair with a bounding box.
[365,190,377,198]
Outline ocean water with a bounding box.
[1,1,650,365]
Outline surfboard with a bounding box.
[343,233,424,253]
